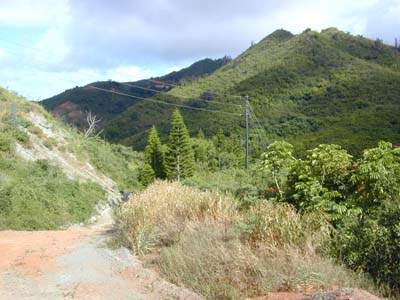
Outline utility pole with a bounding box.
[245,95,250,170]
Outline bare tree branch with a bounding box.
[84,111,102,138]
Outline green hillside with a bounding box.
[41,57,230,131]
[103,28,400,155]
[0,87,142,230]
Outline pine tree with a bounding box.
[140,163,155,186]
[144,126,166,179]
[193,128,207,163]
[197,128,205,140]
[212,128,225,169]
[165,109,195,181]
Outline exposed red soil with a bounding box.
[0,228,94,276]
[246,288,382,300]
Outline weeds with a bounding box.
[115,181,237,255]
[116,181,376,299]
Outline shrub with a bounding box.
[238,202,332,252]
[0,158,104,230]
[336,197,400,296]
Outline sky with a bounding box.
[0,0,399,100]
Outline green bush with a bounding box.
[0,158,104,230]
[336,198,400,296]
[261,140,400,297]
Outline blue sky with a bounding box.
[0,0,399,100]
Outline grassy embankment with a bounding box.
[0,88,142,230]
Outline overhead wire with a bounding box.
[248,103,269,149]
[89,86,243,117]
[119,81,244,108]
[147,79,243,99]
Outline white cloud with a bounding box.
[0,48,7,59]
[32,28,70,67]
[0,0,399,100]
[0,0,70,27]
[0,64,162,100]
[105,66,157,82]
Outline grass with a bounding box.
[68,136,143,191]
[115,180,237,255]
[0,87,142,230]
[116,181,376,300]
[0,157,104,230]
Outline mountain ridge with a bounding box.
[41,57,231,130]
[43,28,400,155]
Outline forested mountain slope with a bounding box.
[104,28,400,155]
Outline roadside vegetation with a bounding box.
[0,88,141,230]
[118,109,399,299]
[115,181,375,300]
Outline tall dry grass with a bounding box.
[115,180,237,255]
[116,181,376,300]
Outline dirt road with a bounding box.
[0,214,202,300]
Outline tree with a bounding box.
[289,144,353,217]
[349,141,400,208]
[197,128,205,140]
[165,109,194,181]
[144,126,166,179]
[84,111,102,138]
[140,163,155,186]
[212,128,225,170]
[261,141,296,198]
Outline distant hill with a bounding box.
[41,28,400,155]
[41,57,231,131]
[102,28,400,154]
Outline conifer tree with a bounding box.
[144,126,166,179]
[165,109,194,181]
[140,163,155,186]
[197,128,205,140]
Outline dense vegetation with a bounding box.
[261,140,400,297]
[125,109,400,298]
[0,88,141,230]
[100,28,400,156]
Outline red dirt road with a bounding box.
[0,229,93,275]
[0,227,202,300]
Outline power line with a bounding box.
[119,81,244,108]
[250,112,268,150]
[249,103,267,134]
[147,79,243,99]
[248,103,269,150]
[89,86,242,117]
